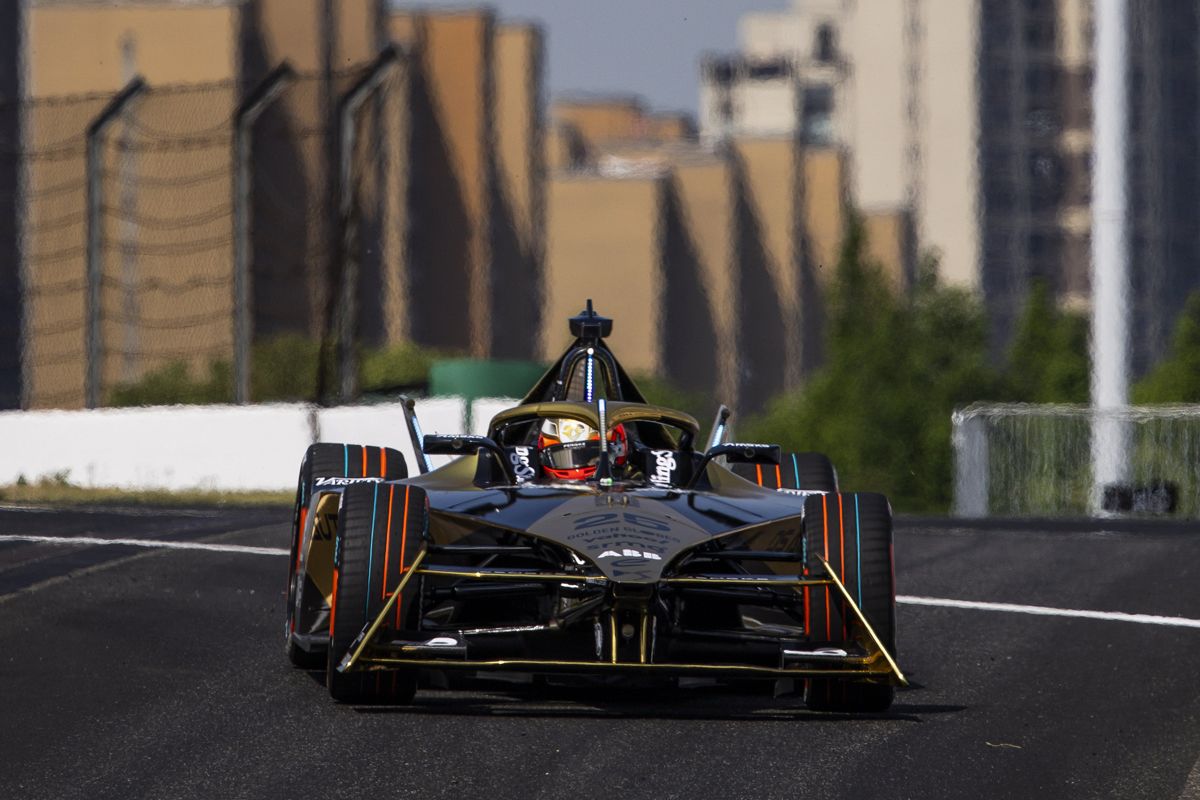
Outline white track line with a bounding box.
[0,534,288,557]
[899,595,1200,629]
[5,535,1199,629]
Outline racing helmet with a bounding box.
[537,418,627,481]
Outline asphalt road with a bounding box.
[2,504,1199,799]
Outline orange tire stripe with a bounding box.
[821,493,830,639]
[837,493,847,640]
[755,464,763,486]
[395,486,411,629]
[329,567,340,637]
[774,464,782,488]
[361,445,367,477]
[382,485,395,601]
[380,447,387,477]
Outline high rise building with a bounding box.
[0,1,22,409]
[701,0,1200,374]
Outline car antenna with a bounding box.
[594,396,613,487]
[568,299,613,345]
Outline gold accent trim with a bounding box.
[664,576,830,587]
[339,548,428,673]
[638,608,649,664]
[813,556,907,687]
[355,655,897,680]
[416,567,605,584]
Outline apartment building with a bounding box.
[13,0,545,408]
[701,0,1200,373]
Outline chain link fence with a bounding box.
[10,53,407,410]
[954,403,1200,518]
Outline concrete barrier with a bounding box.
[0,396,518,492]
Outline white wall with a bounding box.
[0,397,518,492]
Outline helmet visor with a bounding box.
[540,441,601,471]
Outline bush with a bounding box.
[360,342,439,394]
[108,335,446,407]
[250,334,320,402]
[1003,279,1089,403]
[743,218,1001,513]
[109,359,232,407]
[1133,291,1200,403]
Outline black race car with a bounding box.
[284,303,904,712]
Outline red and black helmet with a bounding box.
[537,418,627,481]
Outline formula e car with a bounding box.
[284,303,904,712]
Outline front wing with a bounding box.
[334,551,906,686]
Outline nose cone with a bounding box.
[526,495,711,583]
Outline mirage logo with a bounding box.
[649,449,676,488]
[509,446,536,482]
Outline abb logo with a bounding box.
[597,548,662,560]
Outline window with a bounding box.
[815,23,837,63]
[802,85,835,144]
[747,59,789,81]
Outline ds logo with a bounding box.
[509,446,536,482]
[650,449,676,488]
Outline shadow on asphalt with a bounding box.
[298,670,966,723]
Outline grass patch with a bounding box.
[0,480,291,508]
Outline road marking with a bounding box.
[4,535,1200,630]
[899,595,1200,629]
[1180,750,1200,800]
[0,534,288,557]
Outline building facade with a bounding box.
[13,0,545,408]
[702,0,1200,374]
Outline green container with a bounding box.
[429,359,547,401]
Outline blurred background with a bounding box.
[3,0,1200,514]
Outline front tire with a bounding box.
[326,481,425,704]
[801,492,896,713]
[286,443,407,668]
[733,451,838,492]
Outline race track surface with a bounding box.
[2,504,1199,799]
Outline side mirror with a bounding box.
[422,434,515,484]
[709,442,781,465]
[686,442,781,490]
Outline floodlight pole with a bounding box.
[232,63,295,404]
[335,46,399,403]
[1089,0,1130,514]
[85,77,146,409]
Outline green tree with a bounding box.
[744,217,1000,512]
[1003,279,1089,403]
[1133,291,1200,403]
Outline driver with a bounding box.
[537,417,627,481]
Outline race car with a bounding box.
[284,302,904,712]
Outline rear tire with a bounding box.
[801,492,896,713]
[286,443,407,669]
[326,481,425,704]
[732,451,838,492]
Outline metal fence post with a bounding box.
[335,47,399,403]
[952,407,990,518]
[232,64,295,405]
[84,77,145,409]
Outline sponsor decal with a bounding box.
[313,476,384,487]
[509,446,536,482]
[597,548,662,560]
[649,449,676,488]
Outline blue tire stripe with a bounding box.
[792,453,800,489]
[365,482,379,617]
[854,494,862,608]
[343,444,349,477]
